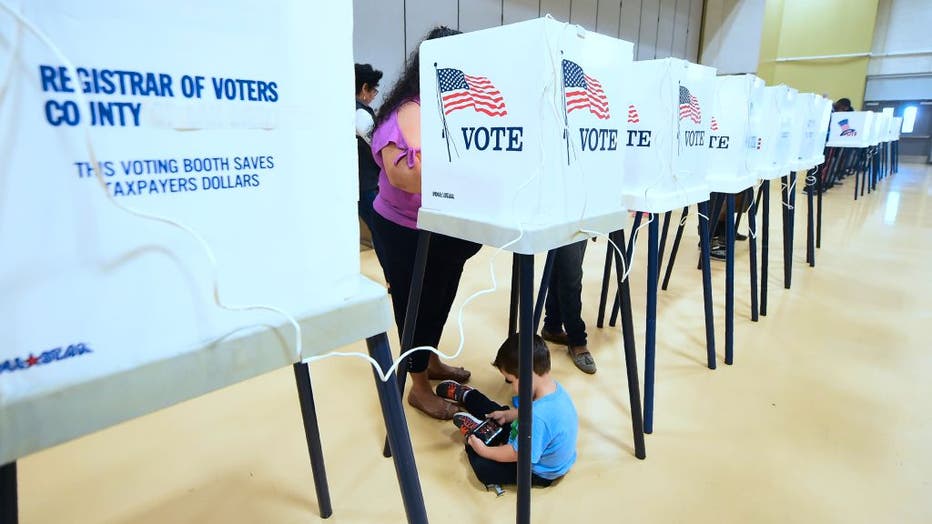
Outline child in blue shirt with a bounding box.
[436,333,578,487]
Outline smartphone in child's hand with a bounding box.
[471,418,503,446]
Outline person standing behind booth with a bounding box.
[540,241,595,374]
[355,63,382,247]
[369,26,480,420]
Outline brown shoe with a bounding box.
[569,346,596,374]
[540,328,570,346]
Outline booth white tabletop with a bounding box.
[0,276,392,465]
[418,208,628,255]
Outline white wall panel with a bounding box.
[699,0,765,73]
[687,0,702,62]
[353,0,406,109]
[869,0,932,77]
[620,0,644,51]
[404,0,458,57]
[596,0,622,38]
[655,0,676,58]
[459,0,504,32]
[672,0,690,58]
[504,0,542,23]
[540,0,571,22]
[570,0,599,31]
[637,0,660,59]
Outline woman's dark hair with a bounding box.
[354,63,383,96]
[373,25,461,131]
[492,333,551,376]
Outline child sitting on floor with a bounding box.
[435,333,578,488]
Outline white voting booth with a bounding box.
[870,112,891,145]
[772,85,801,176]
[827,111,876,148]
[890,117,903,141]
[419,18,633,252]
[0,2,410,516]
[705,74,764,193]
[747,83,785,180]
[798,95,833,168]
[622,58,716,212]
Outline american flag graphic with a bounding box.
[627,104,640,124]
[710,117,719,131]
[436,68,507,117]
[838,118,857,136]
[563,59,610,120]
[679,85,701,124]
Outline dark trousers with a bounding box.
[370,211,481,372]
[543,239,588,347]
[460,388,554,487]
[358,189,378,234]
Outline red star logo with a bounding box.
[26,354,39,367]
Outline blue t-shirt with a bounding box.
[508,382,578,480]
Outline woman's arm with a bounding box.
[379,101,422,194]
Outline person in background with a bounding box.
[355,63,383,246]
[368,26,479,420]
[833,97,853,112]
[540,241,595,374]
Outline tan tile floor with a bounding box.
[17,163,932,523]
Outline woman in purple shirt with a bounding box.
[369,26,481,420]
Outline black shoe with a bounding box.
[709,247,726,261]
[735,232,748,241]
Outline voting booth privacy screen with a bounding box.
[705,74,763,193]
[420,18,633,229]
[827,111,876,148]
[622,58,715,212]
[0,1,360,443]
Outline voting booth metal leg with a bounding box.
[366,334,429,524]
[725,195,736,366]
[657,210,672,288]
[817,151,830,249]
[643,216,660,434]
[533,251,556,332]
[807,169,816,268]
[509,256,520,336]
[661,206,689,291]
[596,235,614,328]
[293,363,333,518]
[760,181,771,317]
[516,254,535,524]
[383,231,432,458]
[609,231,647,459]
[699,195,725,271]
[854,157,861,200]
[784,173,796,290]
[609,212,644,327]
[698,201,716,370]
[1,462,16,524]
[780,176,790,290]
[748,191,760,322]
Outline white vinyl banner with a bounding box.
[622,58,716,212]
[827,111,876,148]
[705,74,764,193]
[773,85,799,176]
[890,117,903,140]
[0,3,359,398]
[870,111,891,145]
[800,95,832,168]
[419,18,632,229]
